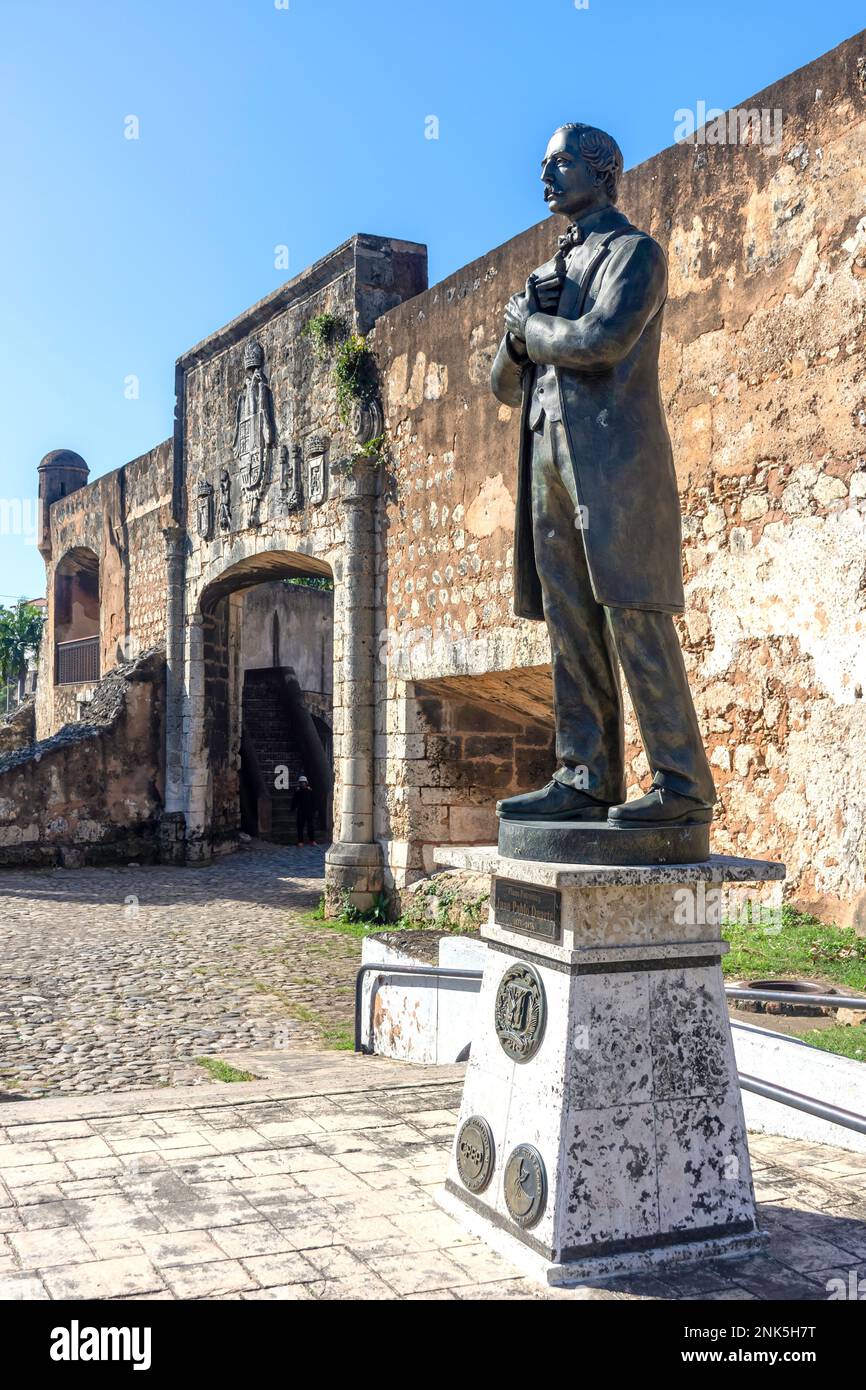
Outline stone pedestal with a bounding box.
[438,851,785,1285]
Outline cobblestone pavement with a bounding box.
[0,842,360,1098]
[0,1054,864,1302]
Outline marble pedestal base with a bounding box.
[439,853,785,1287]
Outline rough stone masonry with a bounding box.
[5,31,864,924]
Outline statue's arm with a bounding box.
[490,333,529,408]
[523,236,667,372]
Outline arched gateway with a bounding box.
[154,233,428,909]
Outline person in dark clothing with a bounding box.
[292,775,317,846]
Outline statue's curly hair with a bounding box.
[556,124,623,203]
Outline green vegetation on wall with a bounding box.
[302,315,378,424]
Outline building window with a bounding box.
[54,548,100,685]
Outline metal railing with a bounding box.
[738,1072,866,1137]
[726,987,866,1009]
[56,636,99,685]
[355,967,866,1136]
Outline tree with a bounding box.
[0,601,45,704]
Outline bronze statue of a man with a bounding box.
[493,124,715,826]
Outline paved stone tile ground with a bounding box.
[0,843,359,1098]
[0,1054,864,1302]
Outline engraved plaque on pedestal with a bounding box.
[504,1144,546,1229]
[494,962,546,1063]
[455,1116,495,1194]
[493,878,561,943]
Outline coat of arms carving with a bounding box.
[494,963,546,1063]
[232,340,275,501]
[305,434,329,506]
[196,479,215,541]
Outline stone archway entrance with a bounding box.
[161,452,385,913]
[188,550,335,856]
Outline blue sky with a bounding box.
[1,0,862,603]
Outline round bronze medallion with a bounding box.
[503,1144,547,1229]
[455,1115,495,1194]
[494,962,546,1062]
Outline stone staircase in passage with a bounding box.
[242,672,305,843]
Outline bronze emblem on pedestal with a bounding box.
[455,1115,495,1194]
[504,1144,547,1229]
[494,963,546,1062]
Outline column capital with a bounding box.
[334,457,383,503]
[162,521,186,557]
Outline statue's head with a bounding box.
[541,124,623,219]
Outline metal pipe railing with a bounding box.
[738,1073,866,1136]
[726,987,866,1009]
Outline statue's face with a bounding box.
[541,130,607,219]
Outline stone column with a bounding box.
[159,522,186,864]
[438,850,785,1285]
[182,610,211,863]
[325,459,384,913]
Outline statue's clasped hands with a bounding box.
[505,272,562,343]
[504,290,533,344]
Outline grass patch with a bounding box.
[310,916,392,939]
[247,978,351,1053]
[303,891,392,938]
[799,1025,866,1063]
[196,1057,258,1083]
[722,906,866,992]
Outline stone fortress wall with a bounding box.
[371,32,866,922]
[36,440,173,740]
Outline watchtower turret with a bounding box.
[37,449,89,559]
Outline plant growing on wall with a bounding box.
[300,312,343,361]
[355,433,385,461]
[341,433,386,480]
[332,333,378,423]
[302,314,379,425]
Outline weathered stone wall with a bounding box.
[240,581,333,697]
[371,33,866,919]
[0,650,165,867]
[379,683,555,889]
[0,699,35,757]
[36,440,173,740]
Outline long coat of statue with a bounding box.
[491,205,685,621]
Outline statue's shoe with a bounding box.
[497,781,612,822]
[608,788,713,825]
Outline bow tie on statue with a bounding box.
[530,222,585,314]
[555,220,585,271]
